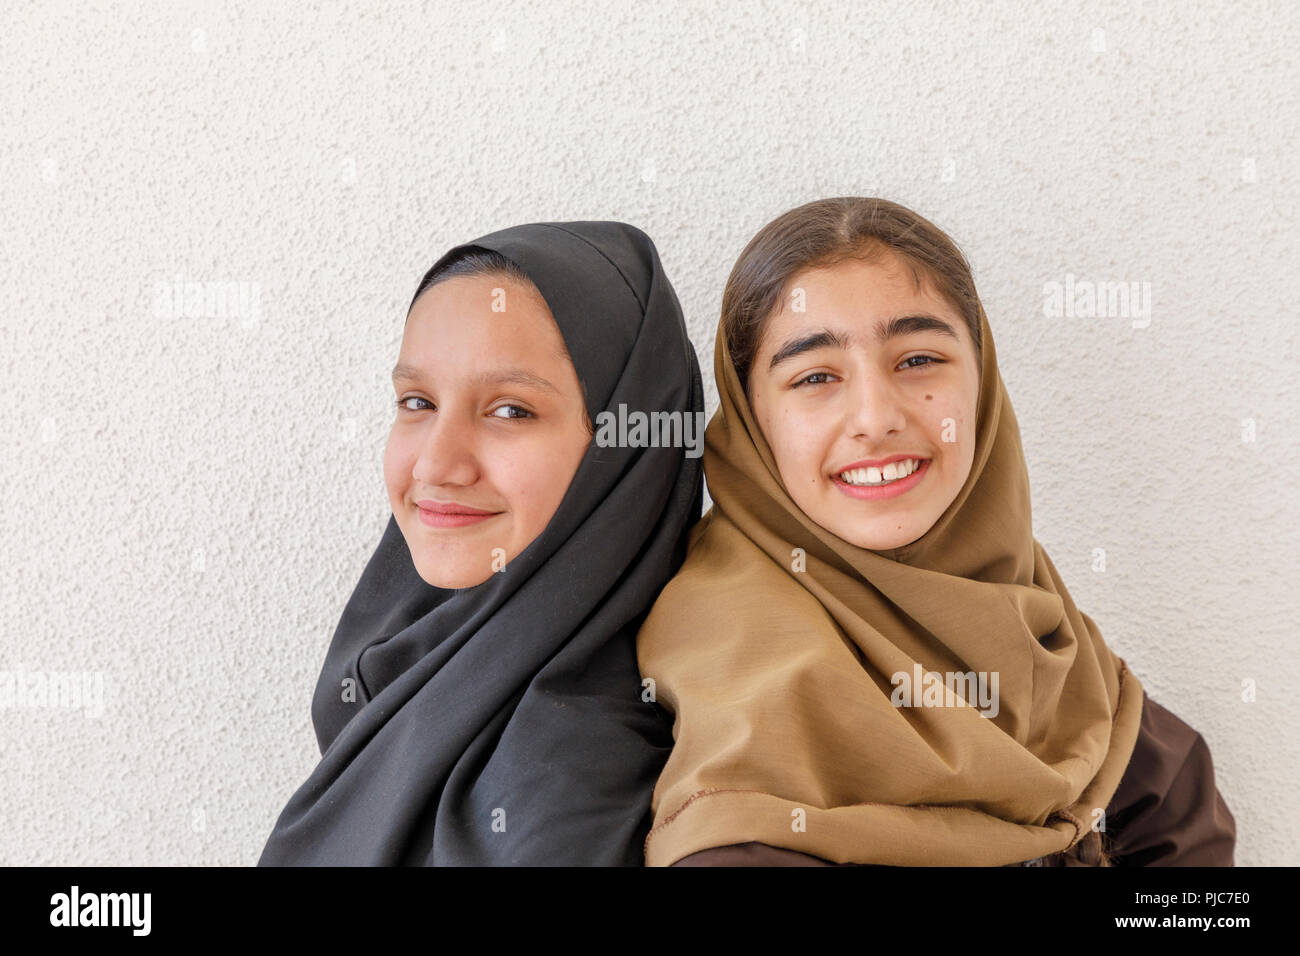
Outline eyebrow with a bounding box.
[767,315,960,371]
[391,362,560,394]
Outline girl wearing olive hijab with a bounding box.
[637,198,1235,867]
[258,221,704,865]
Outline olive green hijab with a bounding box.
[636,291,1144,866]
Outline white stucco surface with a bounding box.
[2,0,1295,865]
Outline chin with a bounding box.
[839,523,925,552]
[415,563,493,590]
[402,537,496,590]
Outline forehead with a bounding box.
[790,253,949,311]
[411,271,548,315]
[397,273,569,370]
[761,255,967,347]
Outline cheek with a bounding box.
[383,430,411,494]
[493,436,577,519]
[924,393,969,449]
[925,397,976,489]
[765,402,825,478]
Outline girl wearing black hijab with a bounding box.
[258,221,704,865]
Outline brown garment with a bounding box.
[671,690,1235,867]
[640,260,1146,867]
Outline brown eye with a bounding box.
[489,404,534,420]
[899,356,946,370]
[793,372,833,387]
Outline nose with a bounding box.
[410,406,482,488]
[842,369,907,442]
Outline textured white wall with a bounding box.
[2,0,1295,866]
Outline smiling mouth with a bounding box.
[415,504,502,528]
[835,457,929,487]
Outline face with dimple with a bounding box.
[747,252,982,552]
[385,273,592,589]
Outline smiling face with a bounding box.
[385,272,592,589]
[747,251,981,552]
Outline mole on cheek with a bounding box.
[925,394,932,400]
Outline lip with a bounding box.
[415,499,501,528]
[836,453,929,471]
[832,457,930,500]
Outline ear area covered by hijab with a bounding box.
[257,222,704,866]
[635,296,1145,867]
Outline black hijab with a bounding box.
[258,221,704,865]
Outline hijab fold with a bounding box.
[259,221,703,866]
[637,296,1143,866]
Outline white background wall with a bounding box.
[2,0,1295,865]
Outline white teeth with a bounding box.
[838,458,924,486]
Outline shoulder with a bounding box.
[1105,690,1236,866]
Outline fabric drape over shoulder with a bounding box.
[259,221,704,865]
[669,691,1237,866]
[636,295,1145,867]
